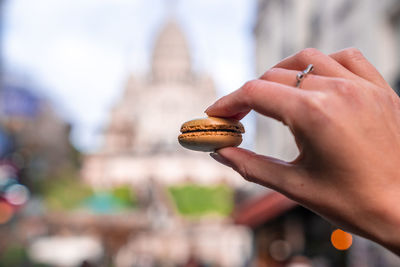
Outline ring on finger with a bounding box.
[296,64,314,88]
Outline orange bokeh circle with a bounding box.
[331,229,353,250]
[0,202,14,224]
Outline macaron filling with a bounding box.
[181,128,241,134]
[178,117,245,152]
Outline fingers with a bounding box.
[213,147,307,200]
[260,68,340,90]
[205,79,306,123]
[329,48,391,89]
[274,48,359,80]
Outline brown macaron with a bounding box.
[178,117,245,152]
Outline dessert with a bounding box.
[178,117,245,152]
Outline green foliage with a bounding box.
[168,184,233,217]
[41,167,137,212]
[112,186,137,206]
[0,244,28,267]
[42,172,93,211]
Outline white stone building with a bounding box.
[80,18,251,267]
[81,19,245,189]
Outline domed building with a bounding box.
[80,19,251,267]
[82,19,245,188]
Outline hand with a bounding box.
[206,48,400,254]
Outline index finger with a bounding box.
[205,79,307,125]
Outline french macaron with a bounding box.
[178,117,245,152]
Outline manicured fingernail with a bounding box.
[210,152,233,168]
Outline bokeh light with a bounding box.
[0,201,14,224]
[4,184,30,206]
[331,229,352,250]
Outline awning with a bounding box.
[234,192,297,228]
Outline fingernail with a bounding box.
[210,152,233,168]
[204,102,215,114]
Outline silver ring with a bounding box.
[296,64,314,87]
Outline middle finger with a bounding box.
[274,48,360,80]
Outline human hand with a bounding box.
[205,48,400,254]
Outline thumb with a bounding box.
[211,147,305,199]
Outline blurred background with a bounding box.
[1,0,400,266]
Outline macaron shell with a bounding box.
[178,131,243,152]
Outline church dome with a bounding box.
[151,19,192,82]
[101,18,216,155]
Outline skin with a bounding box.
[205,48,400,255]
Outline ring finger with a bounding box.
[260,67,338,90]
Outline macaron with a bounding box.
[178,117,245,152]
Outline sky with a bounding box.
[2,0,257,152]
